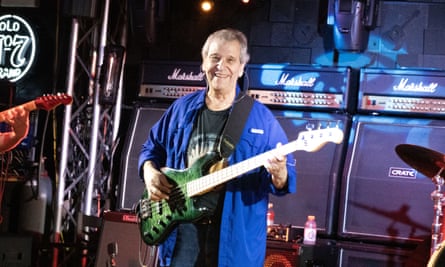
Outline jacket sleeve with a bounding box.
[267,114,297,196]
[138,106,173,179]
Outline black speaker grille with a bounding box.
[117,104,170,210]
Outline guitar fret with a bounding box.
[186,152,271,196]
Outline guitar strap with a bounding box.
[218,92,254,158]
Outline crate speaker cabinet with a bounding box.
[339,115,445,244]
[94,211,158,267]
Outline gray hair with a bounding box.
[201,28,250,64]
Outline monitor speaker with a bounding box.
[94,211,158,267]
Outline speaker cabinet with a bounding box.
[94,211,158,267]
[117,103,170,210]
[269,110,350,236]
[0,235,32,267]
[298,241,339,267]
[339,115,445,243]
[265,239,339,267]
[0,182,22,233]
[265,240,299,267]
[337,241,420,267]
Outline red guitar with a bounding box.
[0,93,73,121]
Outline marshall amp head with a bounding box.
[358,68,445,117]
[246,63,355,113]
[138,61,206,100]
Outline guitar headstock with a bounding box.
[35,93,73,111]
[297,127,344,152]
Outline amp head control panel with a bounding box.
[249,90,344,109]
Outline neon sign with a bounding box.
[0,14,36,82]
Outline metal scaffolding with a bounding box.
[52,0,127,265]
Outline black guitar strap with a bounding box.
[219,92,254,158]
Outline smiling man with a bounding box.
[139,28,297,267]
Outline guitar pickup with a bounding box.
[139,198,151,219]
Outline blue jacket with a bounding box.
[138,89,297,267]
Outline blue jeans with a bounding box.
[169,222,220,267]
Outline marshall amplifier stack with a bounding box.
[118,61,205,211]
[337,68,445,266]
[247,62,353,266]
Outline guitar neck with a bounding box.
[0,100,37,123]
[186,127,344,197]
[186,140,298,197]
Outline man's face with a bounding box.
[202,39,245,93]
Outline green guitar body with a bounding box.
[138,152,222,246]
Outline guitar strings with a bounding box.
[148,182,187,212]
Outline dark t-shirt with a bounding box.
[182,105,231,265]
[187,106,230,217]
[187,106,229,165]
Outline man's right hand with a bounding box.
[143,161,173,201]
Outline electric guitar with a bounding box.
[0,93,73,121]
[138,127,344,245]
